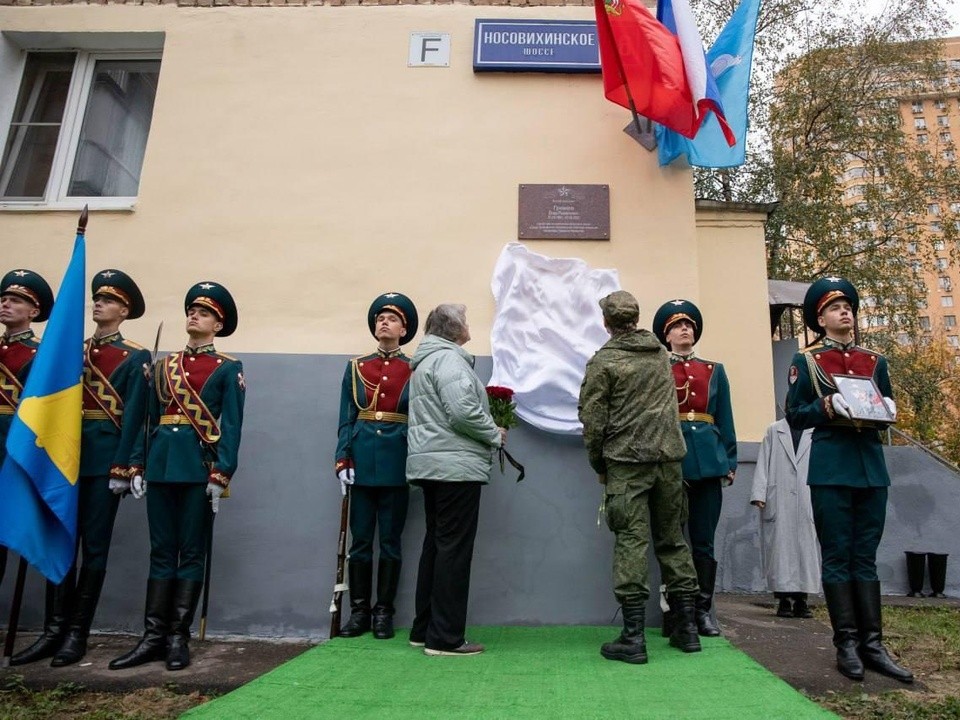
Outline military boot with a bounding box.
[667,594,701,653]
[51,567,107,667]
[927,554,948,598]
[822,582,864,680]
[853,580,913,683]
[693,557,721,636]
[166,580,203,671]
[905,552,926,597]
[10,570,76,666]
[109,578,175,670]
[339,561,373,637]
[600,597,648,664]
[372,559,401,640]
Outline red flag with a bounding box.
[594,0,700,139]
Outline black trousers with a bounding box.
[78,476,122,572]
[411,481,482,651]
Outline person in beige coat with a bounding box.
[750,418,821,618]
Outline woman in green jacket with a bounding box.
[406,303,506,657]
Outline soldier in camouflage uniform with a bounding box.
[578,291,701,664]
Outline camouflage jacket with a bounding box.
[578,329,686,474]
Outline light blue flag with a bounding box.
[0,231,85,583]
[656,0,762,168]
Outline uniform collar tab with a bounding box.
[185,343,216,355]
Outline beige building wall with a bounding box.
[0,3,775,439]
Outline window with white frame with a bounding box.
[936,257,949,270]
[949,335,959,348]
[938,116,950,127]
[929,203,941,215]
[939,276,953,291]
[919,316,931,330]
[945,150,957,162]
[935,99,947,110]
[934,238,945,249]
[942,296,954,307]
[914,118,927,130]
[0,49,161,207]
[942,131,953,143]
[911,101,924,113]
[945,315,957,328]
[917,133,928,144]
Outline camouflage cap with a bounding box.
[599,290,639,328]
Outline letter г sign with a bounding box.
[473,19,601,73]
[409,33,451,67]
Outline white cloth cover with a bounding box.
[489,243,620,435]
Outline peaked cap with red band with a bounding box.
[184,281,238,337]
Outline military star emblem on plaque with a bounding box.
[200,283,215,290]
[100,271,116,278]
[13,270,28,277]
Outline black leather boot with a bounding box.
[822,582,864,680]
[339,561,373,638]
[905,552,926,597]
[775,593,793,618]
[51,567,107,667]
[166,580,203,671]
[792,593,813,618]
[10,570,76,666]
[601,597,648,664]
[372,559,401,640]
[693,557,721,636]
[109,578,175,670]
[667,594,701,653]
[853,580,913,683]
[928,553,948,598]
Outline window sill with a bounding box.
[0,200,136,213]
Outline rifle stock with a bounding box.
[329,489,350,638]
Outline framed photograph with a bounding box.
[831,374,896,425]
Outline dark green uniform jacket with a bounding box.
[0,329,39,468]
[785,339,891,488]
[335,349,412,487]
[134,345,245,485]
[80,333,151,478]
[578,329,687,476]
[670,355,737,481]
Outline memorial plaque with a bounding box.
[518,184,610,240]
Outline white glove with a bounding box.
[206,482,225,513]
[830,393,851,419]
[131,475,147,499]
[337,468,355,497]
[883,397,897,420]
[108,478,130,495]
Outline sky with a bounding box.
[863,0,960,37]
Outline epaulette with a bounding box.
[122,339,145,350]
[214,351,239,362]
[802,342,824,353]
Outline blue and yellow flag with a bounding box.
[0,232,85,583]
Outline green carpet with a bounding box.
[182,627,837,720]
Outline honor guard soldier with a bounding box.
[335,292,418,640]
[786,278,912,683]
[110,282,244,672]
[653,300,737,638]
[0,270,53,592]
[11,270,150,666]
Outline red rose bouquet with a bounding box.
[486,386,524,481]
[486,385,518,429]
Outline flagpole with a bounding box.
[2,557,28,666]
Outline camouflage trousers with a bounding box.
[604,460,698,603]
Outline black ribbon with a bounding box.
[498,447,525,483]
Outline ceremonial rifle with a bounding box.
[199,505,215,641]
[329,488,350,638]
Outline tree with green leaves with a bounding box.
[692,0,958,342]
